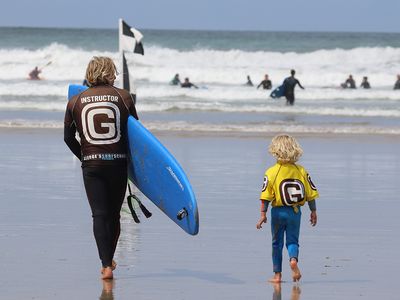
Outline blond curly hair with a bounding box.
[268,134,303,163]
[85,56,117,87]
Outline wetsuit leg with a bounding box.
[285,208,301,261]
[271,207,285,273]
[285,93,295,105]
[82,164,127,267]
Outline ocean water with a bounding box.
[0,27,399,134]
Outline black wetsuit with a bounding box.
[181,82,197,88]
[64,84,138,268]
[283,76,304,105]
[394,80,400,90]
[257,80,272,90]
[360,81,370,89]
[170,77,180,85]
[345,78,356,89]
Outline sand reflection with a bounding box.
[99,280,114,300]
[115,201,142,267]
[272,283,301,300]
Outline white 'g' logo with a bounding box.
[279,179,305,206]
[81,102,121,144]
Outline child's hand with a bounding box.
[310,211,317,226]
[256,215,267,229]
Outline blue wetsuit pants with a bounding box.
[270,206,301,273]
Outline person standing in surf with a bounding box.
[257,74,272,90]
[256,134,319,283]
[28,66,42,80]
[283,70,304,105]
[64,56,139,280]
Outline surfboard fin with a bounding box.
[177,208,188,220]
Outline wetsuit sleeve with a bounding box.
[297,79,305,89]
[63,102,82,160]
[307,199,316,211]
[260,200,270,212]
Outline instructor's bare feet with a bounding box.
[290,259,302,282]
[268,272,282,283]
[100,260,117,274]
[101,267,114,280]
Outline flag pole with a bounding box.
[118,18,124,90]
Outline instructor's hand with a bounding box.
[256,215,267,229]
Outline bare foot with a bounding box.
[100,260,117,274]
[111,260,117,271]
[268,272,282,283]
[101,267,113,280]
[290,259,302,282]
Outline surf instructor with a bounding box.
[283,69,304,106]
[64,56,139,280]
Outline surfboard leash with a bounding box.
[127,184,152,223]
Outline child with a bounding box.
[256,134,319,283]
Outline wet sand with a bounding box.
[0,128,399,299]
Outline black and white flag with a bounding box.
[119,19,144,55]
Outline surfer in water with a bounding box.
[181,77,198,89]
[28,66,41,80]
[64,56,139,280]
[394,74,400,90]
[245,75,254,86]
[170,73,181,86]
[341,75,356,89]
[283,70,304,105]
[256,134,319,283]
[257,74,272,90]
[360,76,371,89]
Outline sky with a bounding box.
[0,0,399,32]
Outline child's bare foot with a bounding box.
[101,267,113,280]
[290,259,302,282]
[268,272,282,283]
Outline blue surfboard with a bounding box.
[67,84,199,235]
[270,84,285,99]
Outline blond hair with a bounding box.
[85,56,117,87]
[268,134,303,163]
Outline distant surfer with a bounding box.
[394,74,400,90]
[360,76,371,89]
[341,75,356,89]
[181,77,198,89]
[64,56,139,280]
[28,66,41,80]
[282,70,304,106]
[170,73,181,86]
[245,75,254,86]
[257,74,272,90]
[28,61,51,80]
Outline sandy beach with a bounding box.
[0,128,399,299]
